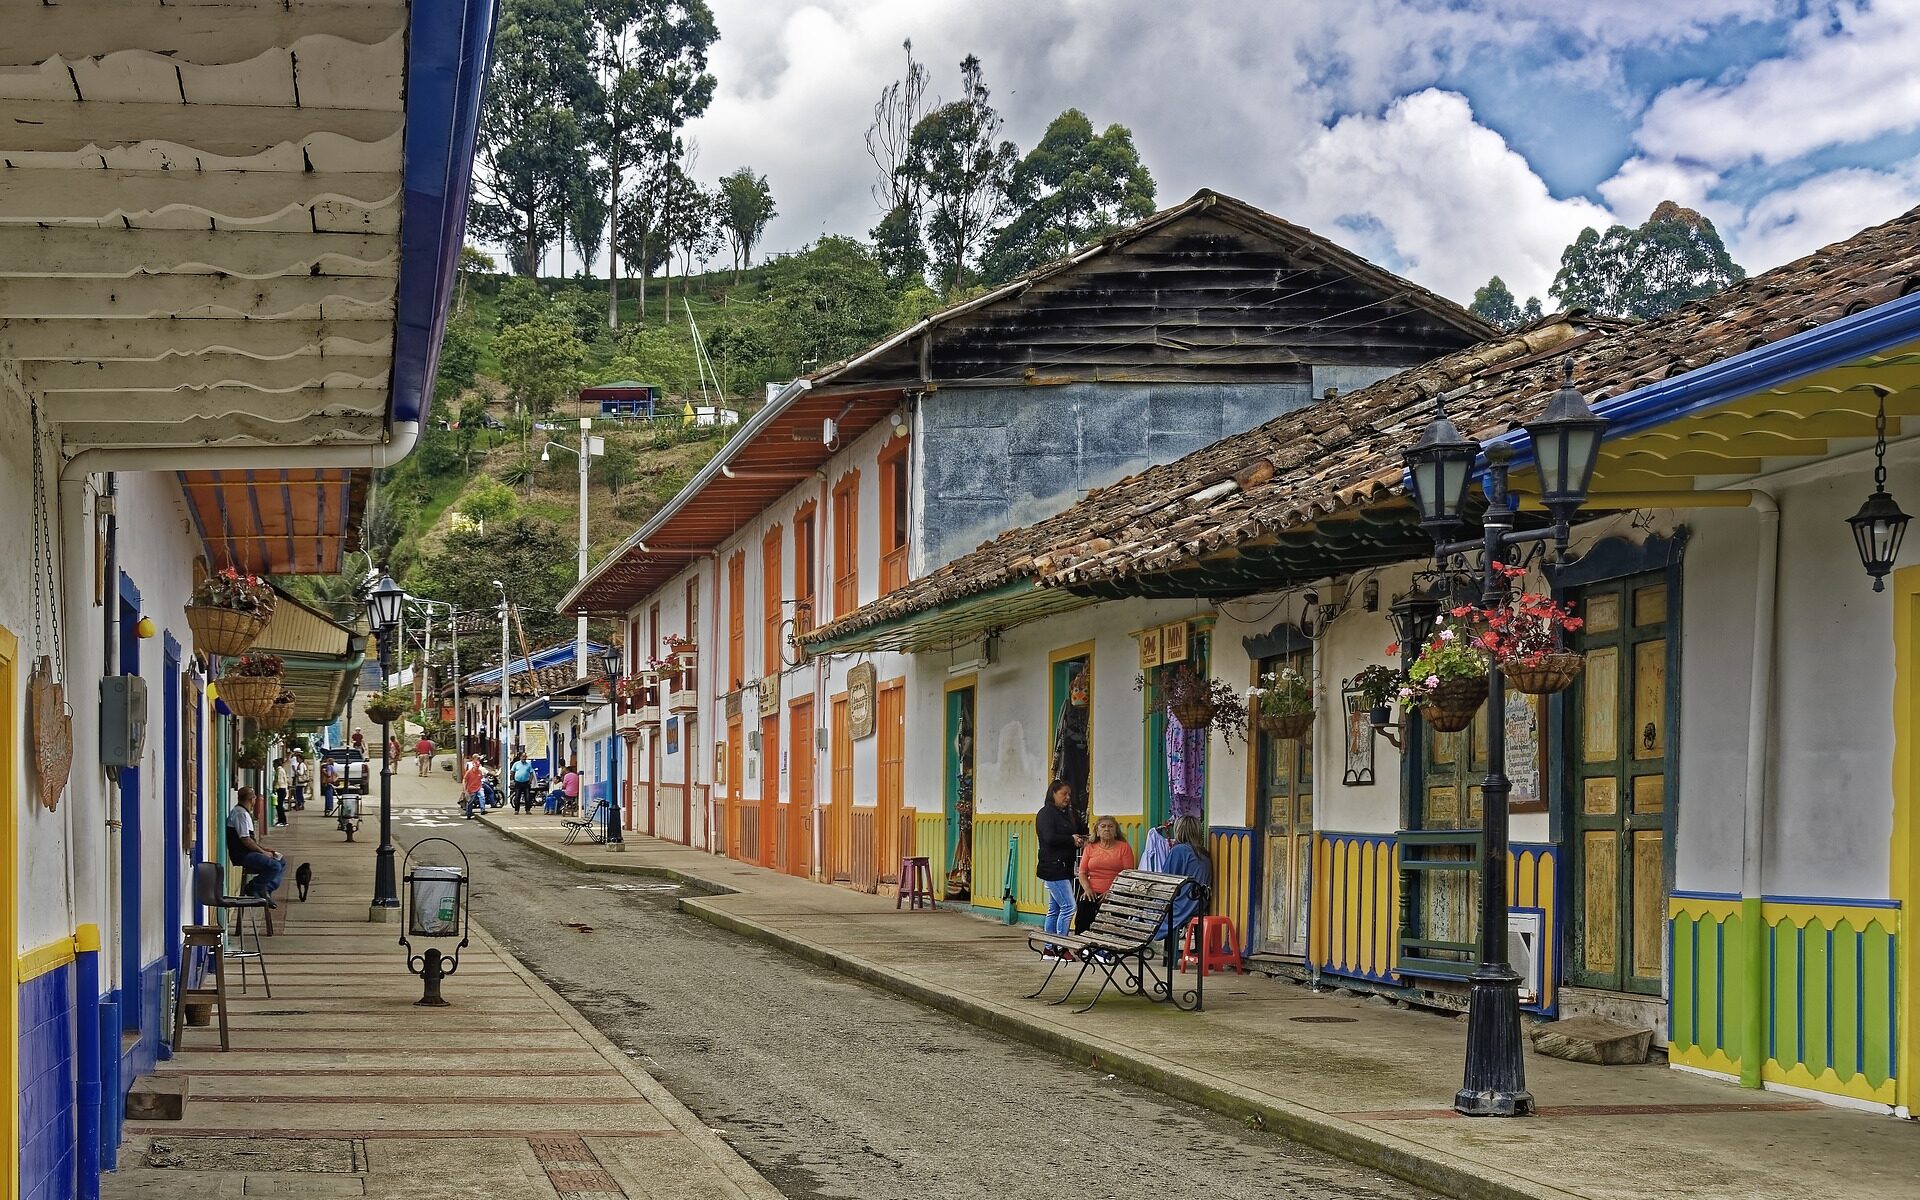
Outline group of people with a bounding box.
[1035,779,1212,958]
[269,749,311,826]
[458,750,584,817]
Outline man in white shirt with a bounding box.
[225,786,286,899]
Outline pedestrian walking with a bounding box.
[290,748,309,811]
[271,756,291,826]
[1074,814,1135,934]
[351,727,365,754]
[510,752,534,813]
[461,755,484,817]
[321,757,339,815]
[415,733,435,777]
[387,733,402,772]
[1035,778,1088,957]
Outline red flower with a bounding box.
[1385,642,1400,656]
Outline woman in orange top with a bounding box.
[1074,815,1135,933]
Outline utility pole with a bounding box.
[494,580,510,787]
[541,417,603,679]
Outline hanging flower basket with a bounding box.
[1500,651,1585,696]
[219,674,282,720]
[363,691,409,724]
[259,690,296,730]
[1259,711,1314,741]
[1420,676,1489,733]
[1171,698,1217,729]
[234,731,269,771]
[185,604,269,658]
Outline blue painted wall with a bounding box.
[18,965,76,1200]
[916,372,1397,574]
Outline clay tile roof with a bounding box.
[800,202,1920,643]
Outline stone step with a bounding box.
[126,1075,189,1121]
[1528,1016,1654,1065]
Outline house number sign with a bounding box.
[847,662,876,739]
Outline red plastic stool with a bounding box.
[897,856,934,910]
[1180,916,1246,976]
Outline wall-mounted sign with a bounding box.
[848,662,877,740]
[759,673,780,717]
[1160,622,1189,664]
[715,740,727,784]
[1137,627,1162,668]
[725,688,743,719]
[665,716,680,755]
[524,723,549,761]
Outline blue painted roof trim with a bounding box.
[466,641,607,686]
[390,0,499,426]
[1483,289,1920,475]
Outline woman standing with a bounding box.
[1074,815,1135,933]
[1035,778,1088,956]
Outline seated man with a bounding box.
[226,786,286,900]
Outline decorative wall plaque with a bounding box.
[847,662,876,739]
[758,673,780,717]
[28,656,71,812]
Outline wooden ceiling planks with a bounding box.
[180,467,363,575]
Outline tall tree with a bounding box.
[982,109,1155,283]
[717,167,776,283]
[762,237,896,373]
[586,0,719,328]
[902,55,1018,293]
[494,316,589,418]
[865,40,932,285]
[562,167,610,279]
[1550,201,1745,320]
[470,0,599,274]
[408,516,578,647]
[1469,275,1523,329]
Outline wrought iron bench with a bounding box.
[562,799,609,845]
[1024,868,1210,1013]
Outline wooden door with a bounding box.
[647,734,659,836]
[1256,650,1313,956]
[1413,705,1490,966]
[760,714,780,869]
[877,681,905,878]
[944,684,976,901]
[726,715,742,860]
[1569,573,1672,995]
[788,698,815,878]
[829,695,852,881]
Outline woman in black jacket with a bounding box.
[1036,779,1088,956]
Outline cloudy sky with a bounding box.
[575,0,1920,305]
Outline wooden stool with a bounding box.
[174,926,231,1051]
[896,856,934,910]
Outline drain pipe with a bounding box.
[1737,490,1780,1089]
[59,421,423,481]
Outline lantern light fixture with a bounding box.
[367,572,405,632]
[596,641,623,680]
[1402,394,1480,533]
[1848,391,1910,592]
[1523,359,1609,522]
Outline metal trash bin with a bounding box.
[406,864,464,938]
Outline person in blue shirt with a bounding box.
[509,752,535,813]
[1160,815,1212,938]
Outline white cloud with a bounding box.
[1727,162,1920,270]
[1286,90,1612,302]
[1632,0,1920,169]
[1597,156,1716,224]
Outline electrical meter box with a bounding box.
[100,675,148,768]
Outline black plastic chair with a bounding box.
[193,862,272,997]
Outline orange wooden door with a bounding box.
[877,680,904,877]
[760,714,780,869]
[726,715,742,859]
[830,695,852,881]
[788,698,815,878]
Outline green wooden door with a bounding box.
[1568,573,1672,995]
[1415,706,1489,964]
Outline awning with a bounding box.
[248,588,365,728]
[801,579,1098,655]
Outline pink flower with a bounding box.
[1426,674,1439,687]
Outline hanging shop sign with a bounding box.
[848,662,876,739]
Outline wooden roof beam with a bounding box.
[24,354,390,393]
[0,275,394,320]
[0,318,393,360]
[0,227,396,279]
[43,385,387,423]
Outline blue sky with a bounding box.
[641,1,1920,303]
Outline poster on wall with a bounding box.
[714,741,727,784]
[524,722,549,762]
[1341,686,1374,786]
[665,716,680,755]
[1505,691,1544,809]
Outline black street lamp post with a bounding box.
[1402,362,1606,1118]
[596,642,626,850]
[367,573,406,916]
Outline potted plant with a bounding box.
[1350,663,1402,728]
[234,730,269,770]
[363,689,409,724]
[260,688,296,730]
[1248,667,1314,740]
[220,653,284,719]
[185,567,277,657]
[1136,663,1249,744]
[1483,563,1586,695]
[665,634,697,668]
[1398,616,1491,732]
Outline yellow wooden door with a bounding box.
[1256,649,1313,956]
[829,695,852,881]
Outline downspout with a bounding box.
[702,550,720,853]
[1738,489,1779,1089]
[813,467,830,879]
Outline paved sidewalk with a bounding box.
[107,768,780,1200]
[487,810,1918,1200]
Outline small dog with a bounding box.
[294,862,313,902]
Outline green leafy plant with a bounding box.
[230,653,283,678]
[1135,663,1249,745]
[1247,667,1312,718]
[1350,664,1402,708]
[192,567,276,616]
[235,731,269,768]
[1397,617,1491,705]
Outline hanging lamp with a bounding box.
[1846,391,1910,592]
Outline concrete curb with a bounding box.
[480,820,1580,1200]
[468,916,782,1200]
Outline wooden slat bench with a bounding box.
[562,799,609,844]
[1024,869,1210,1013]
